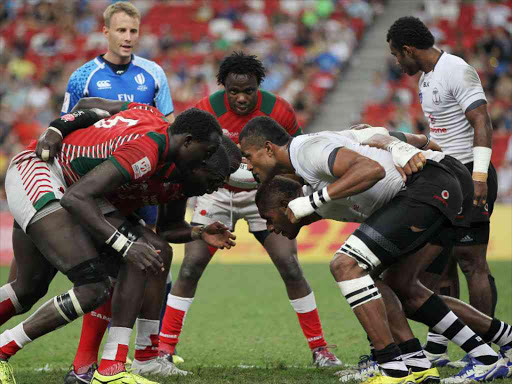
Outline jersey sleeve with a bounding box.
[153,63,174,116]
[61,70,85,115]
[294,136,340,180]
[273,97,302,136]
[447,64,487,113]
[108,135,162,183]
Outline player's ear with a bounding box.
[103,25,109,37]
[183,135,194,147]
[264,141,274,156]
[402,45,413,57]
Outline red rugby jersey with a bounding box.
[195,90,302,144]
[26,103,176,187]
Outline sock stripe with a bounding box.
[433,311,458,334]
[496,324,510,343]
[452,326,474,347]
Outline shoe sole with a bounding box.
[415,374,441,384]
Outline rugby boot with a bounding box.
[64,363,97,384]
[498,346,512,377]
[337,360,379,382]
[446,354,470,369]
[411,367,440,384]
[313,345,343,367]
[90,370,159,384]
[362,373,416,384]
[0,360,15,384]
[441,356,509,383]
[423,350,451,368]
[131,356,189,377]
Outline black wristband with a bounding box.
[50,110,104,138]
[389,131,407,143]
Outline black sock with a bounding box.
[375,343,408,378]
[398,338,431,372]
[410,294,498,365]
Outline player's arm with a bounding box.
[450,64,492,207]
[466,103,493,206]
[36,109,110,161]
[286,149,385,223]
[60,160,164,273]
[71,97,125,116]
[157,200,236,249]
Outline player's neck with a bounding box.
[103,50,131,65]
[276,141,295,174]
[420,47,443,74]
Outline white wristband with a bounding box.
[47,126,63,139]
[111,233,129,252]
[122,241,133,257]
[387,140,422,168]
[473,146,492,174]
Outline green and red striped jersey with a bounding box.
[26,103,175,187]
[195,90,302,144]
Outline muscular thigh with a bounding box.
[354,196,447,267]
[11,222,57,287]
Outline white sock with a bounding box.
[289,292,317,313]
[166,294,194,312]
[101,327,132,361]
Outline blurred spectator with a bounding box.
[497,136,512,203]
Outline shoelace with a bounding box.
[316,344,339,360]
[358,354,374,366]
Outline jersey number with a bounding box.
[94,116,138,129]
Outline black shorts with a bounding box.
[453,162,497,246]
[351,160,463,267]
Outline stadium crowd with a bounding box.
[0,0,384,206]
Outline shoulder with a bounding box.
[68,58,102,84]
[204,90,227,117]
[440,54,472,79]
[132,55,166,78]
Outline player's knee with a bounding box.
[277,259,304,283]
[456,247,488,276]
[179,262,205,283]
[150,237,173,272]
[330,253,361,281]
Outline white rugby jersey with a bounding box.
[289,132,405,221]
[419,52,487,164]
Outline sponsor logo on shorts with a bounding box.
[460,235,474,243]
[132,157,151,179]
[433,195,448,207]
[484,203,489,211]
[96,80,111,89]
[441,190,449,199]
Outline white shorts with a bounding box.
[6,151,116,232]
[191,188,266,232]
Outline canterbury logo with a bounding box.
[96,80,111,89]
[135,73,145,85]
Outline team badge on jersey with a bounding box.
[135,73,148,91]
[432,87,442,105]
[132,157,151,179]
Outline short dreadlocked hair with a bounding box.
[170,108,222,142]
[220,135,242,174]
[217,51,266,86]
[255,176,302,215]
[239,116,291,148]
[386,16,434,51]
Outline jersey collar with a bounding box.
[97,54,133,75]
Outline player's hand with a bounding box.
[403,152,427,175]
[36,127,63,162]
[123,241,164,274]
[473,180,488,207]
[349,123,373,131]
[202,222,236,249]
[387,141,426,172]
[395,166,407,182]
[285,207,299,224]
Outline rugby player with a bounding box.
[239,119,510,384]
[386,17,498,367]
[158,51,342,367]
[33,101,241,382]
[0,104,222,384]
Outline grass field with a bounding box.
[1,260,511,383]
